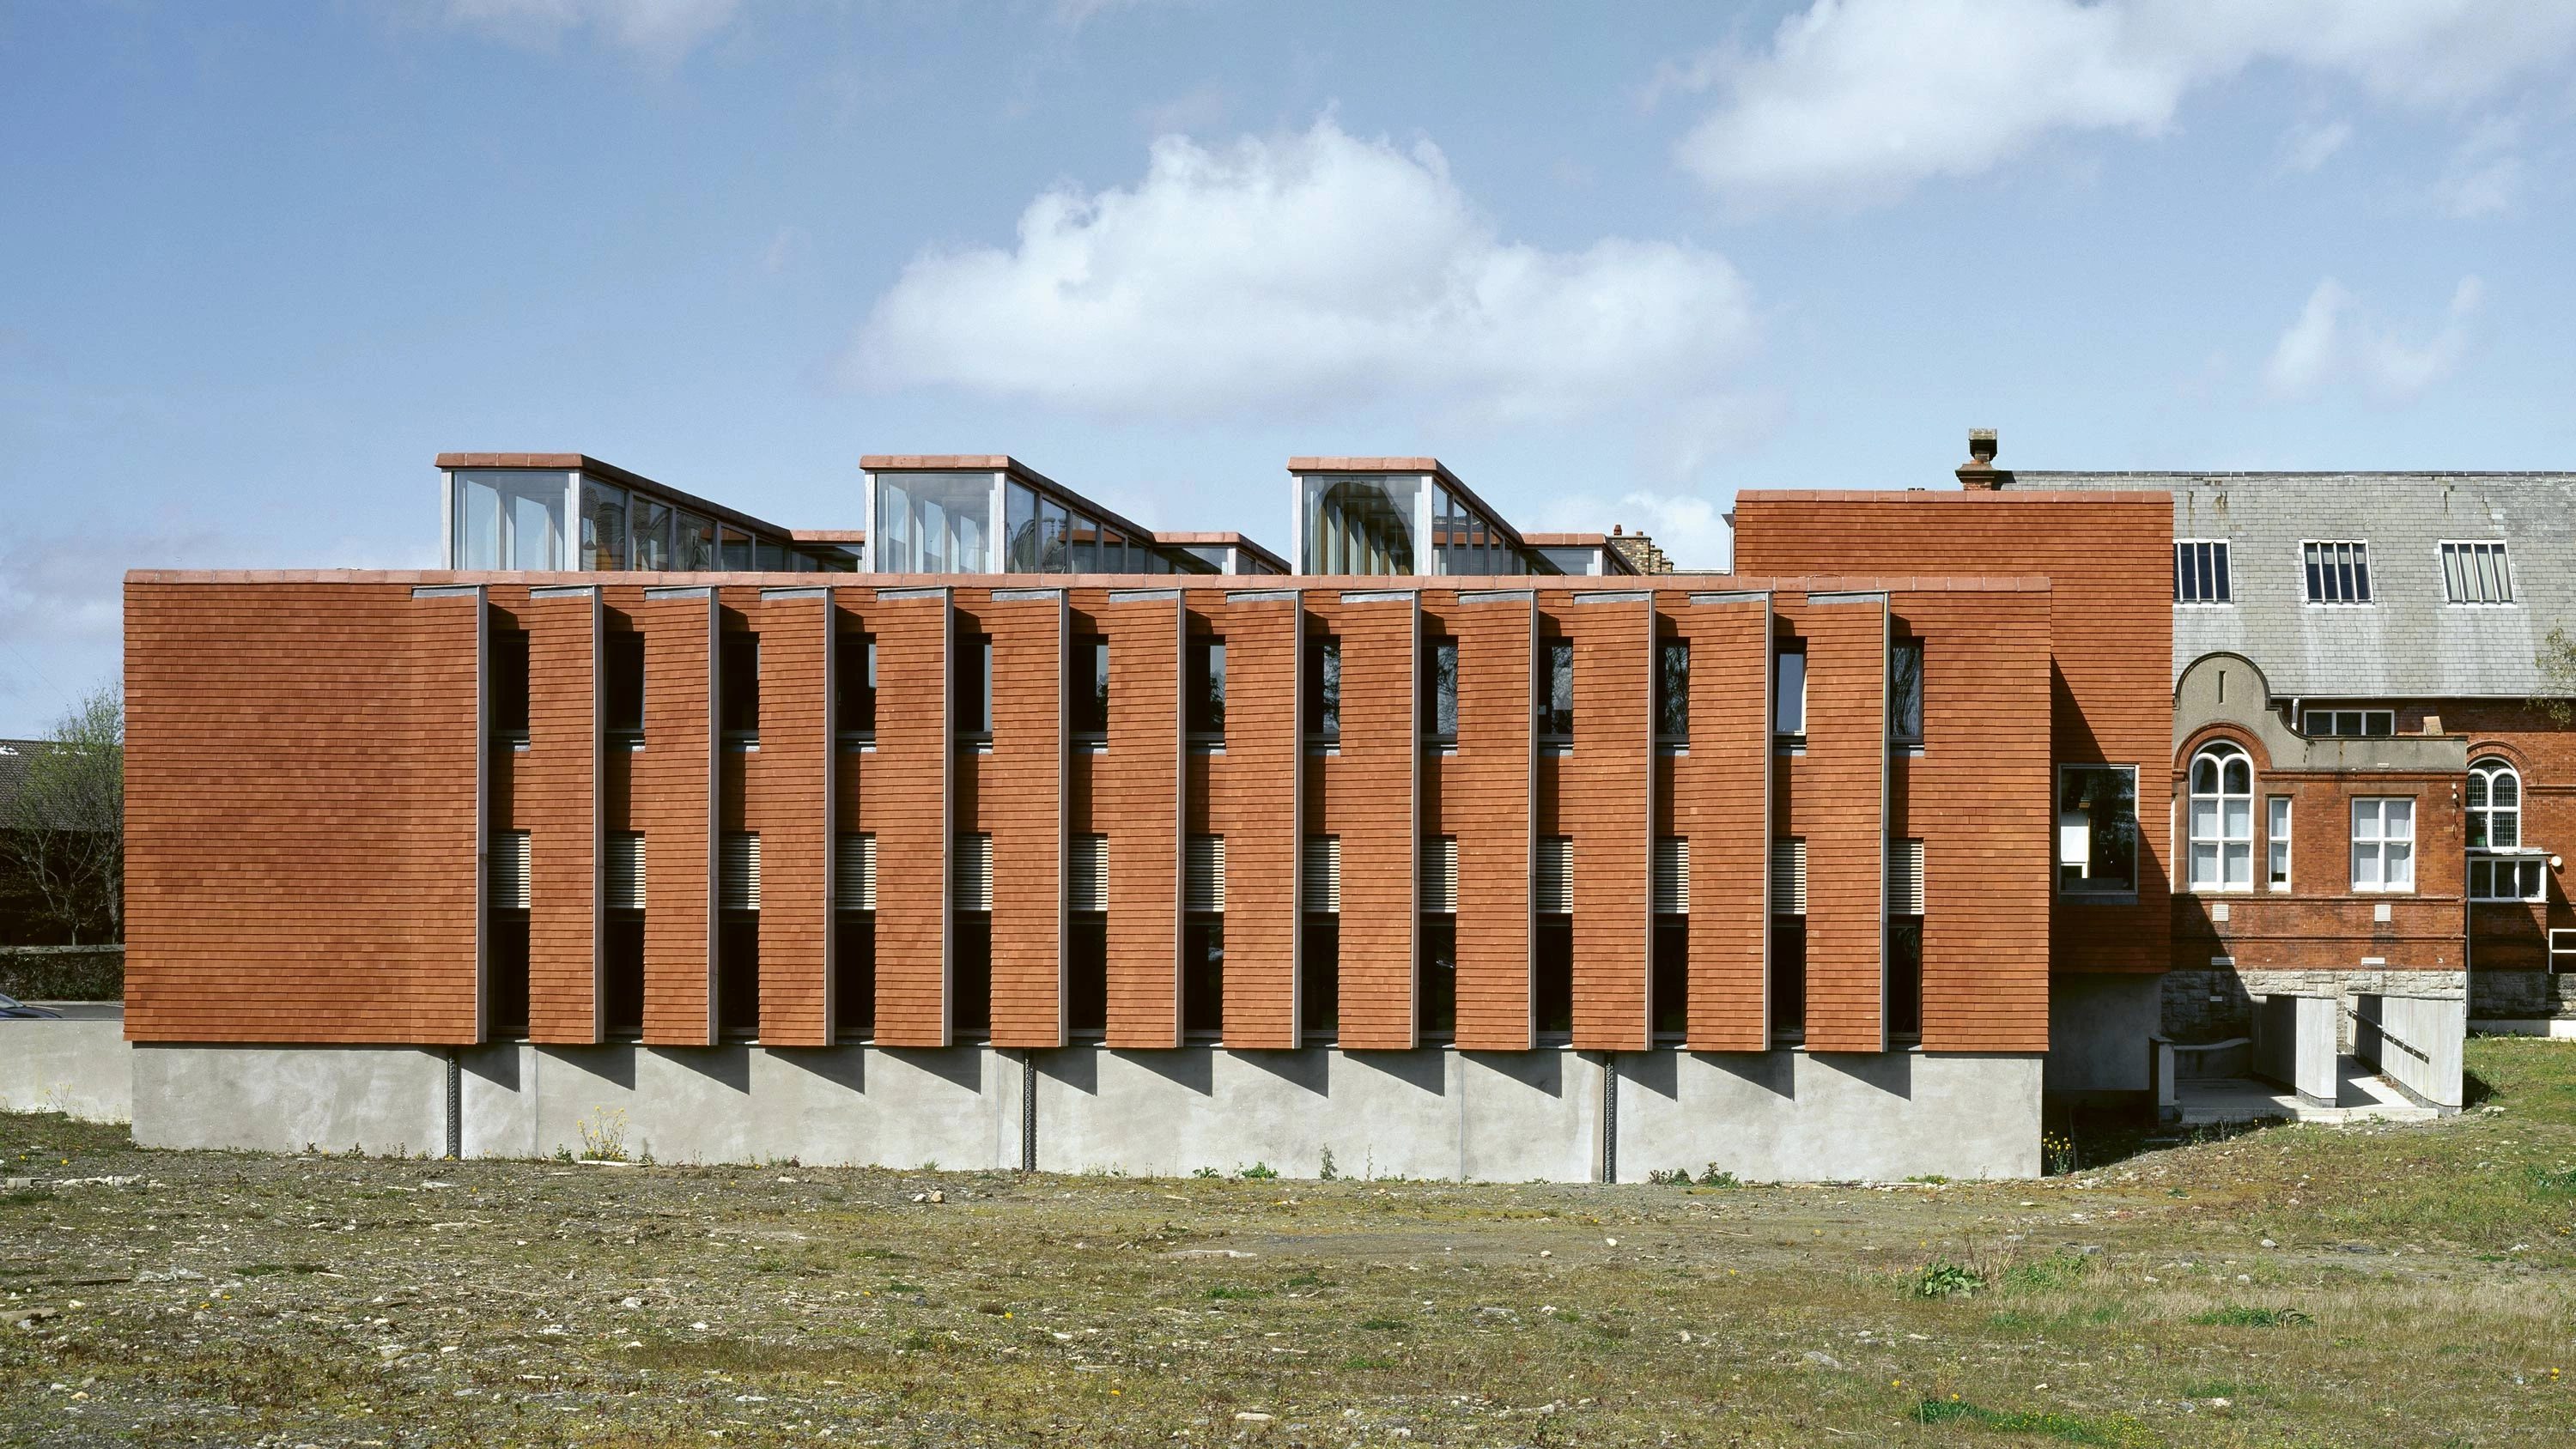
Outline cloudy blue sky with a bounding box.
[3,0,2573,733]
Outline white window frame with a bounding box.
[2470,855,2546,903]
[2174,538,2233,606]
[2350,797,2415,894]
[2301,540,2372,605]
[2186,743,2255,893]
[2266,796,2292,893]
[2469,759,2521,850]
[2302,709,2394,738]
[2439,540,2513,605]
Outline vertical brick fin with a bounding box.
[1561,597,1656,1050]
[1320,595,1419,1051]
[984,591,1066,1047]
[523,587,602,1045]
[123,582,483,1044]
[1091,591,1183,1047]
[1795,593,1890,1052]
[752,591,833,1046]
[632,590,717,1046]
[868,590,953,1047]
[1205,592,1301,1048]
[1449,591,1535,1051]
[1903,591,2053,1052]
[1673,593,1773,1052]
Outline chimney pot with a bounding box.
[1969,428,1998,464]
[1613,524,1624,535]
[1958,428,2004,489]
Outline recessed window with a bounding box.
[1772,643,1807,743]
[605,632,645,742]
[1887,640,1923,745]
[1422,635,1458,743]
[1073,636,1109,739]
[952,634,992,739]
[1188,636,1227,740]
[835,633,875,743]
[1538,638,1573,742]
[2303,709,2394,737]
[2440,542,2512,604]
[720,632,759,745]
[489,627,531,747]
[2187,743,2253,893]
[2469,759,2521,848]
[2057,766,2140,898]
[1303,636,1340,743]
[2267,797,2292,892]
[1658,640,1690,743]
[2350,797,2415,893]
[2175,540,2232,604]
[2470,857,2545,902]
[2302,541,2372,603]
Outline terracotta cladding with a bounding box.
[516,588,601,1045]
[1895,591,2053,1051]
[1554,598,1653,1051]
[1668,597,1772,1052]
[747,591,832,1047]
[1438,592,1534,1051]
[626,590,716,1046]
[1197,595,1301,1049]
[1306,596,1419,1049]
[975,591,1066,1048]
[1734,495,2172,979]
[862,592,951,1046]
[1782,596,1889,1052]
[1084,592,1182,1048]
[124,582,483,1044]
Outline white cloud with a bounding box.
[2263,276,2485,402]
[438,0,744,60]
[1669,0,2576,210]
[851,119,1762,441]
[2437,118,2525,216]
[1534,490,1737,572]
[2276,118,2353,173]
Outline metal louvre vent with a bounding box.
[1073,834,1110,914]
[720,833,761,912]
[1419,837,1457,913]
[1536,837,1572,915]
[835,833,875,912]
[1302,835,1340,914]
[607,833,645,910]
[1652,837,1689,915]
[1185,835,1224,914]
[953,834,993,912]
[489,831,531,910]
[1886,839,1926,916]
[1770,839,1807,915]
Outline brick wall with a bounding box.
[1310,594,1419,1049]
[862,591,951,1046]
[628,588,716,1046]
[1555,596,1652,1051]
[517,586,600,1044]
[1085,591,1182,1047]
[750,589,832,1047]
[1440,591,1535,1051]
[1667,594,1771,1051]
[1782,593,1889,1052]
[978,590,1066,1048]
[1198,593,1301,1048]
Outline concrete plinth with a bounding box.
[1616,1051,2042,1182]
[132,1045,446,1156]
[0,1018,131,1122]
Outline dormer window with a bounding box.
[2440,542,2512,604]
[2174,540,2231,604]
[2302,542,2372,603]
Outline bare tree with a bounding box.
[2541,627,2576,728]
[0,685,123,943]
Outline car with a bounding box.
[0,992,64,1019]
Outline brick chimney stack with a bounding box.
[1956,428,2005,490]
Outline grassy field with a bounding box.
[6,1040,2576,1446]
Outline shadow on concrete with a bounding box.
[1344,1048,1447,1094]
[1116,1047,1214,1095]
[462,1046,521,1091]
[658,1046,752,1094]
[775,1046,865,1092]
[1464,1049,1564,1098]
[1810,1051,1911,1100]
[1234,1049,1328,1095]
[882,1046,982,1093]
[546,1044,635,1091]
[1039,1047,1099,1096]
[1620,1050,1680,1100]
[1704,1051,1794,1099]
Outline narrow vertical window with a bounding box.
[1304,636,1340,743]
[1423,636,1459,742]
[605,831,645,1039]
[1887,640,1923,745]
[720,631,759,744]
[835,633,876,742]
[2266,797,2292,892]
[1886,838,1923,1040]
[1300,834,1340,1038]
[486,828,531,1040]
[1651,837,1688,1040]
[835,833,874,1040]
[1538,638,1573,741]
[605,632,645,743]
[1657,640,1690,743]
[717,832,761,1040]
[490,627,532,745]
[1188,636,1226,740]
[1069,834,1107,1038]
[1185,830,1224,1036]
[1419,835,1456,1040]
[1073,636,1109,738]
[951,834,993,1037]
[2350,797,2415,892]
[1770,838,1806,1044]
[953,634,992,738]
[1772,643,1807,742]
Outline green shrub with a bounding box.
[1238,1162,1279,1180]
[1700,1167,1740,1188]
[1913,1259,1985,1298]
[2189,1305,2312,1327]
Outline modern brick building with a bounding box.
[122,450,2169,1180]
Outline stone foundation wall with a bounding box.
[2467,971,2576,1021]
[2164,967,2465,1053]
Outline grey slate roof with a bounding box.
[2010,472,2576,698]
[0,740,38,819]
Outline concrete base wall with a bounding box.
[2470,971,2576,1022]
[2167,968,2465,1053]
[0,1020,131,1122]
[2045,974,2161,1096]
[2354,994,2466,1110]
[122,1043,2046,1182]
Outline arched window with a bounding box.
[2469,759,2520,849]
[2188,743,2253,892]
